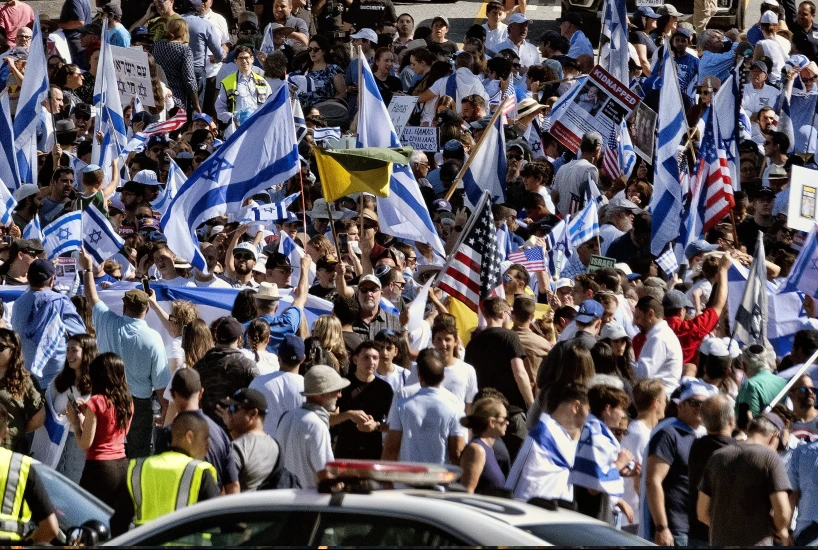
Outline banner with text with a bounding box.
[400,126,437,152]
[111,46,155,108]
[387,95,418,139]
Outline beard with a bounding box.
[324,396,338,412]
[235,263,253,276]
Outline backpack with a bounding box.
[258,440,303,490]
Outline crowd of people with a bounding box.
[0,0,816,545]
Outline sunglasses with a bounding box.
[74,114,90,121]
[274,266,294,274]
[611,427,629,437]
[495,416,509,424]
[307,47,322,53]
[234,252,255,261]
[798,386,816,395]
[686,399,705,409]
[507,154,523,161]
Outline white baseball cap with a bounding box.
[133,169,160,186]
[13,184,39,202]
[508,13,529,24]
[760,10,779,24]
[555,278,574,291]
[351,28,378,43]
[233,242,258,260]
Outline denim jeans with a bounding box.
[673,533,689,546]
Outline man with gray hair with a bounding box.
[551,131,602,217]
[599,197,640,256]
[735,344,787,422]
[697,415,792,546]
[687,394,736,546]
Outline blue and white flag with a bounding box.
[778,85,795,154]
[0,182,14,227]
[734,233,768,346]
[0,91,20,190]
[567,197,599,249]
[259,23,277,54]
[152,159,185,218]
[134,97,146,114]
[786,223,818,298]
[231,192,300,224]
[568,414,624,497]
[357,54,445,257]
[656,244,679,278]
[546,216,572,277]
[161,84,299,272]
[22,214,42,241]
[713,63,742,190]
[600,0,629,85]
[649,41,687,256]
[312,127,341,142]
[91,20,128,183]
[82,204,125,264]
[42,211,82,259]
[619,120,637,180]
[30,383,71,469]
[548,76,588,126]
[278,233,316,287]
[29,306,66,379]
[13,12,49,185]
[461,113,507,210]
[293,98,307,143]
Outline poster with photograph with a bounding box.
[788,166,818,232]
[633,102,657,163]
[549,65,641,152]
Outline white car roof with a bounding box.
[107,489,612,546]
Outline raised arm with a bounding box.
[79,248,101,305]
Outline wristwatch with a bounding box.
[655,525,669,532]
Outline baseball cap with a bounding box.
[675,379,715,403]
[431,16,450,27]
[27,259,56,286]
[132,169,160,186]
[556,12,582,26]
[575,300,604,323]
[470,115,493,130]
[658,4,685,17]
[433,198,452,212]
[131,26,152,43]
[316,255,339,271]
[101,2,122,18]
[123,289,150,310]
[607,195,641,215]
[599,321,628,340]
[662,289,694,311]
[233,242,258,260]
[350,28,378,43]
[437,110,461,126]
[634,6,660,18]
[673,26,692,39]
[763,412,787,439]
[13,184,39,202]
[215,317,245,343]
[754,187,776,200]
[117,181,143,194]
[359,274,382,290]
[193,113,212,125]
[265,252,291,270]
[225,388,268,414]
[555,278,574,291]
[685,239,719,259]
[108,196,126,214]
[13,238,44,254]
[760,10,779,24]
[78,21,102,35]
[279,335,305,363]
[751,60,769,73]
[508,13,528,24]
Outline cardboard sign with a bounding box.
[400,126,438,152]
[588,254,617,272]
[550,65,641,153]
[111,45,155,108]
[788,166,818,232]
[387,95,418,139]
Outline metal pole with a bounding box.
[763,348,818,414]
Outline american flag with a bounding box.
[508,247,547,273]
[695,108,734,233]
[601,122,620,180]
[142,109,188,136]
[438,192,502,312]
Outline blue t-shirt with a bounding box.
[258,307,302,353]
[747,24,764,46]
[645,419,697,537]
[107,25,131,48]
[674,53,700,109]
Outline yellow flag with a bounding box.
[448,297,479,346]
[313,147,412,203]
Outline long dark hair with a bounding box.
[89,353,133,431]
[54,333,96,395]
[308,35,335,68]
[0,329,30,399]
[71,295,95,337]
[231,289,258,323]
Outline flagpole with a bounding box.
[357,45,365,243]
[764,348,818,414]
[444,97,508,202]
[432,190,491,288]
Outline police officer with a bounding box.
[110,411,219,536]
[0,404,59,544]
[215,45,272,124]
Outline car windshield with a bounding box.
[520,523,653,546]
[33,464,113,530]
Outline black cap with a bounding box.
[27,259,56,286]
[215,316,244,343]
[78,21,102,35]
[116,181,143,194]
[316,255,339,271]
[14,238,44,254]
[265,252,291,270]
[225,388,268,413]
[556,13,582,26]
[753,187,776,200]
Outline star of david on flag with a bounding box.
[82,204,125,265]
[43,211,81,259]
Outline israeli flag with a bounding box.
[231,192,300,224]
[279,233,316,287]
[30,306,66,379]
[312,127,342,142]
[293,98,307,143]
[259,24,276,54]
[152,159,185,218]
[42,211,82,259]
[13,13,49,185]
[568,414,624,497]
[462,113,507,210]
[713,63,742,190]
[82,204,125,264]
[30,383,71,469]
[619,119,636,180]
[0,184,15,227]
[0,91,20,190]
[600,0,629,85]
[162,84,299,273]
[567,197,599,249]
[22,214,43,241]
[357,54,445,257]
[734,233,768,347]
[649,41,687,255]
[786,224,818,298]
[546,216,572,277]
[91,20,128,183]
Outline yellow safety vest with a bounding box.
[126,451,217,526]
[0,447,33,541]
[220,71,270,114]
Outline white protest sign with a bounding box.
[400,126,437,152]
[788,165,818,232]
[387,95,418,138]
[110,45,155,108]
[549,64,640,152]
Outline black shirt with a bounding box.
[375,75,402,106]
[464,327,528,412]
[343,0,396,29]
[792,21,818,62]
[736,217,773,253]
[606,232,646,264]
[22,466,54,524]
[334,375,394,459]
[687,434,736,542]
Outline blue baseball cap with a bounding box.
[685,239,719,259]
[576,299,604,323]
[279,335,305,363]
[193,112,212,125]
[634,6,660,18]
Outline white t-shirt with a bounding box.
[483,22,508,52]
[159,276,196,287]
[741,83,779,115]
[686,278,713,309]
[635,321,684,395]
[620,419,651,528]
[374,365,411,396]
[250,371,305,440]
[440,359,478,409]
[193,276,233,288]
[253,349,280,376]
